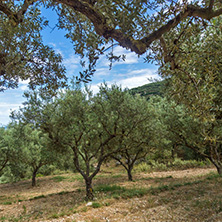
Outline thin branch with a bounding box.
[160,36,177,69]
[0,0,36,25]
[208,0,215,10]
[0,158,8,172]
[177,67,201,100]
[1,0,221,56]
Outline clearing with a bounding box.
[0,167,222,222]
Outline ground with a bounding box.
[0,167,221,222]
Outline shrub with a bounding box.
[91,202,102,208]
[134,162,151,172]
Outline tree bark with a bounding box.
[127,167,133,181]
[32,168,39,187]
[32,170,37,187]
[85,178,94,200]
[216,165,222,175]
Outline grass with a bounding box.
[91,202,102,208]
[95,184,126,193]
[2,201,12,205]
[0,168,220,221]
[51,175,67,182]
[29,195,46,200]
[68,174,84,182]
[94,180,206,199]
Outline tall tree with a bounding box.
[18,124,57,186]
[43,84,160,199]
[154,97,222,175]
[0,127,9,174]
[110,95,158,181]
[159,17,222,174]
[0,2,67,92]
[44,85,124,200]
[0,1,221,83]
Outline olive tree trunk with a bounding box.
[32,169,38,187]
[85,178,94,200]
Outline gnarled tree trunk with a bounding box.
[127,166,133,181]
[85,178,94,200]
[32,169,38,187]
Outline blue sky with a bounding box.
[0,7,159,126]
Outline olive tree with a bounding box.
[45,86,120,200]
[0,1,221,84]
[0,127,9,174]
[158,17,222,174]
[18,124,57,186]
[43,84,159,199]
[0,1,67,92]
[154,97,222,175]
[109,95,159,181]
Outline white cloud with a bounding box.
[99,46,139,67]
[109,73,160,89]
[0,103,23,125]
[117,68,157,77]
[48,43,64,56]
[0,103,22,108]
[94,68,112,78]
[90,67,160,94]
[113,46,139,65]
[63,54,80,73]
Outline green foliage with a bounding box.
[0,2,67,93]
[171,158,209,170]
[1,0,221,84]
[134,162,152,172]
[91,202,102,208]
[134,158,210,173]
[158,17,222,174]
[130,80,165,99]
[51,176,67,182]
[95,185,125,193]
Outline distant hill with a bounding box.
[130,80,165,99]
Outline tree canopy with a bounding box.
[0,0,221,86]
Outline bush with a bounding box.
[133,158,211,173]
[171,158,211,170]
[134,162,152,172]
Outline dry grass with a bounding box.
[0,167,221,222]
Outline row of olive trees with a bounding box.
[40,84,165,200]
[1,84,222,199]
[0,84,165,199]
[0,123,59,186]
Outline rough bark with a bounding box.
[85,178,94,200]
[216,165,222,175]
[52,1,222,55]
[127,166,133,181]
[32,169,37,187]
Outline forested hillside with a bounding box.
[130,81,165,99]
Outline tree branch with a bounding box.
[0,158,8,173]
[0,0,36,25]
[53,0,222,55]
[208,0,215,10]
[1,0,221,55]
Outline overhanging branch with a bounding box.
[0,0,222,55]
[52,0,222,55]
[0,0,36,25]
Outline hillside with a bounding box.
[130,80,165,99]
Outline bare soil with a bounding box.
[0,167,221,222]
